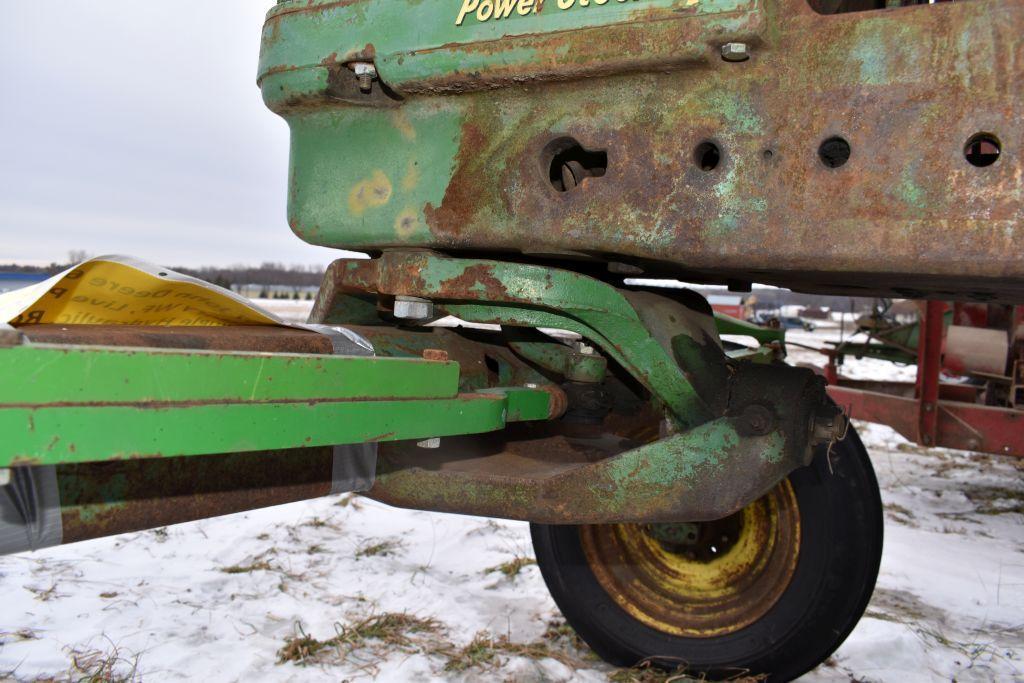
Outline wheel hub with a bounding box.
[580,481,802,638]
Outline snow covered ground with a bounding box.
[2,323,1023,682]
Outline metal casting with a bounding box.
[259,0,1024,302]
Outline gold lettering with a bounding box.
[456,0,480,25]
[458,0,635,25]
[494,0,518,18]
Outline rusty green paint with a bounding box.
[261,0,1024,303]
[259,0,758,94]
[508,340,608,383]
[371,416,796,523]
[323,251,716,426]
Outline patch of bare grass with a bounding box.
[30,639,145,683]
[277,612,444,668]
[610,660,767,682]
[0,627,40,644]
[484,554,537,580]
[442,630,577,672]
[355,537,405,559]
[219,560,274,574]
[25,583,64,602]
[962,485,1024,516]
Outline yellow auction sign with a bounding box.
[0,256,284,327]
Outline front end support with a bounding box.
[314,250,844,523]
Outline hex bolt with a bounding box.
[417,437,441,449]
[0,468,9,486]
[352,62,377,93]
[720,42,750,62]
[0,324,23,347]
[393,295,434,320]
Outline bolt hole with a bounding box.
[543,138,607,192]
[694,141,721,171]
[762,149,773,161]
[964,133,1001,167]
[818,136,851,168]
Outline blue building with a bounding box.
[0,272,50,294]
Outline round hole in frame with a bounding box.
[964,133,1001,167]
[694,141,721,171]
[818,136,851,168]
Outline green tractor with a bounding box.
[3,0,1021,678]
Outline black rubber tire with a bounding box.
[531,426,883,682]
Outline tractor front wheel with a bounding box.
[531,426,882,682]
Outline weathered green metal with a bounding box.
[0,343,553,467]
[260,0,757,95]
[508,340,608,383]
[321,251,716,426]
[372,417,793,524]
[55,448,340,544]
[260,0,1024,303]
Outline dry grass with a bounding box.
[277,612,444,667]
[65,643,141,683]
[442,631,577,672]
[884,502,918,526]
[0,628,40,644]
[610,660,767,682]
[962,484,1024,516]
[354,537,405,559]
[334,494,363,510]
[26,583,63,602]
[10,640,144,682]
[219,560,274,574]
[484,554,537,580]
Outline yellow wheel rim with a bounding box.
[579,480,801,638]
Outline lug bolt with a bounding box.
[417,438,441,449]
[0,468,9,486]
[721,42,750,62]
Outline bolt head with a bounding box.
[417,437,441,449]
[352,62,377,77]
[721,42,750,62]
[572,341,597,356]
[393,296,434,320]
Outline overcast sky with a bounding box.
[1,2,351,268]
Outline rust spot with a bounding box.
[422,348,450,362]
